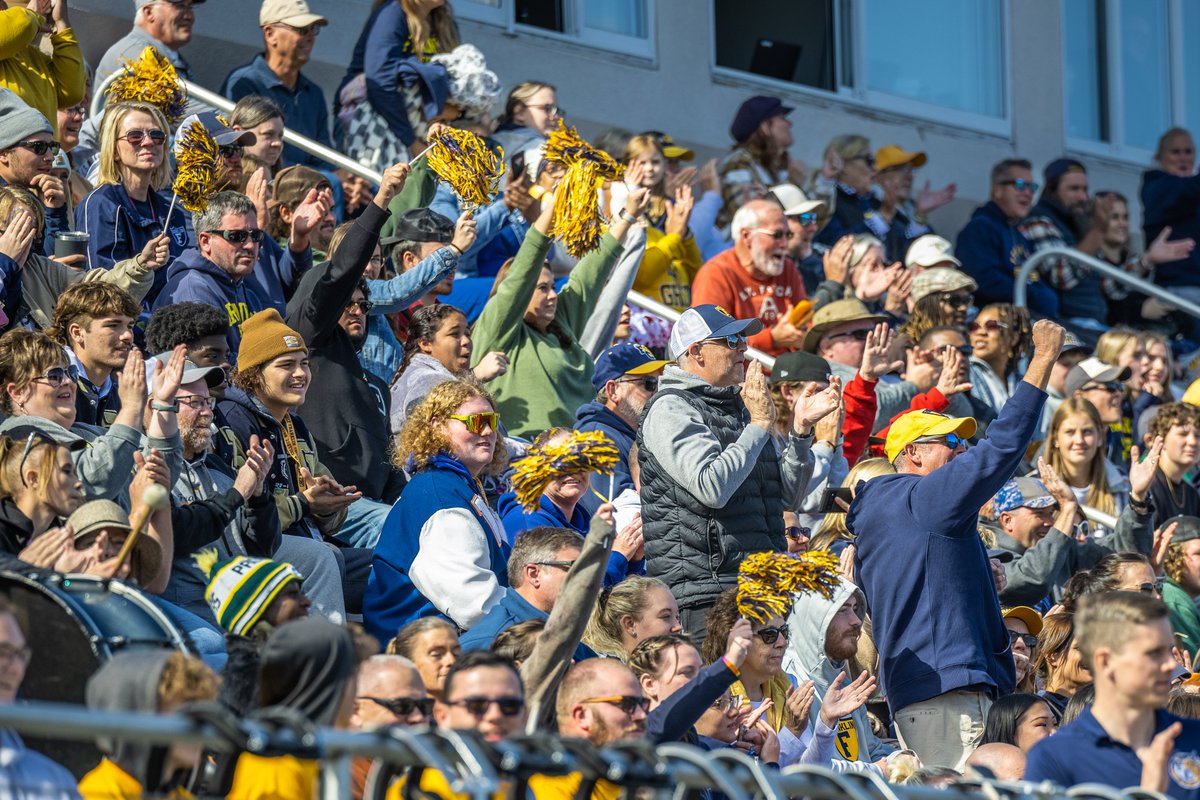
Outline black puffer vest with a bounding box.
[637,385,785,610]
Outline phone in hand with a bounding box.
[510,151,526,180]
[818,487,854,514]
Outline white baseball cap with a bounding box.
[905,234,961,270]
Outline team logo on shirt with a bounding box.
[834,717,859,761]
[1170,751,1200,789]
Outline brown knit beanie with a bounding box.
[236,309,307,372]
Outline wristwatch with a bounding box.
[619,209,638,224]
[151,400,179,413]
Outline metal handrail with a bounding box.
[1013,246,1200,320]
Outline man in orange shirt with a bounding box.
[691,198,808,356]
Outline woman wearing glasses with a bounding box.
[492,81,560,164]
[969,302,1033,421]
[364,379,509,645]
[76,101,184,303]
[809,134,875,248]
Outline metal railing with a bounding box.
[0,699,1161,800]
[1013,246,1200,321]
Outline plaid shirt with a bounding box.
[1019,214,1137,300]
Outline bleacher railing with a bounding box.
[0,700,1165,800]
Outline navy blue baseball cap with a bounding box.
[668,304,764,360]
[592,344,671,390]
[730,96,793,144]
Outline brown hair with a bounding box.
[0,185,44,237]
[394,379,507,475]
[48,283,139,347]
[1045,397,1117,516]
[977,303,1033,379]
[628,633,695,679]
[701,587,748,665]
[157,652,220,708]
[97,102,172,190]
[0,329,69,415]
[623,134,668,220]
[386,616,457,659]
[1032,611,1075,686]
[1149,402,1200,442]
[399,0,459,59]
[490,619,545,665]
[499,81,556,126]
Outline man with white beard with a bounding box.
[692,199,809,356]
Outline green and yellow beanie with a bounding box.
[195,549,304,636]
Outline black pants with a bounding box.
[680,604,713,648]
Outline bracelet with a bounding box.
[619,209,638,224]
[721,655,741,677]
[133,254,145,269]
[446,243,462,256]
[151,400,178,413]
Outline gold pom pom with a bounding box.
[193,548,219,579]
[171,121,218,214]
[736,550,841,624]
[510,430,620,512]
[542,121,624,259]
[104,46,188,125]
[426,128,504,211]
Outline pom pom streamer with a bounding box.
[165,121,219,227]
[424,127,504,211]
[736,550,841,624]
[510,430,620,512]
[542,121,624,259]
[104,46,188,125]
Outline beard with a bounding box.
[615,394,647,426]
[587,714,645,747]
[181,424,213,456]
[824,625,861,663]
[750,237,786,277]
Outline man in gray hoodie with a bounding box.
[783,577,918,778]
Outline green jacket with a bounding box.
[1164,577,1200,658]
[471,227,623,438]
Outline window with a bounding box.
[455,0,653,57]
[711,0,1008,133]
[1063,0,1198,158]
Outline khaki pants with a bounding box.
[894,690,992,770]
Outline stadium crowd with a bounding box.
[0,0,1198,797]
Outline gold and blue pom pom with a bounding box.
[105,46,188,125]
[510,430,620,512]
[736,550,841,624]
[426,128,504,211]
[542,121,624,259]
[171,121,218,214]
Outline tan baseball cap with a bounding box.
[260,0,327,27]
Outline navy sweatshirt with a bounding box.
[1140,169,1200,288]
[956,201,1058,317]
[848,381,1047,712]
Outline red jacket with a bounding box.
[841,372,878,467]
[867,388,952,460]
[691,248,806,356]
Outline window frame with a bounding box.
[708,0,1013,139]
[454,0,657,59]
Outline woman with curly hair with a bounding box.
[363,379,508,644]
[969,302,1032,420]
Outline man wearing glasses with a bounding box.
[0,89,69,256]
[576,343,670,515]
[221,0,336,171]
[349,654,433,799]
[955,158,1058,318]
[768,183,828,296]
[639,304,841,642]
[848,319,1065,769]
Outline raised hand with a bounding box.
[916,180,957,217]
[819,670,877,727]
[742,361,778,430]
[838,544,856,583]
[19,525,71,569]
[664,185,694,237]
[1031,319,1066,360]
[0,209,35,266]
[1145,226,1196,266]
[116,347,147,411]
[372,161,412,209]
[666,165,697,198]
[29,174,65,209]
[290,186,334,242]
[1129,437,1165,502]
[472,351,509,382]
[859,322,904,382]
[794,375,842,435]
[300,467,362,514]
[934,345,973,397]
[821,146,843,180]
[882,267,914,316]
[137,232,171,271]
[1036,456,1078,508]
[624,183,652,218]
[234,435,274,499]
[724,618,753,670]
[451,211,478,254]
[769,314,806,350]
[612,515,644,560]
[1152,521,1178,576]
[245,166,271,230]
[784,680,816,734]
[856,261,904,303]
[1140,722,1183,793]
[822,235,855,285]
[698,158,719,194]
[152,344,186,405]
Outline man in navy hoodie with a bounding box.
[847,318,1064,769]
[575,343,670,515]
[155,191,266,362]
[956,158,1058,318]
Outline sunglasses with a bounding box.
[619,376,658,392]
[754,625,790,645]
[938,344,973,357]
[12,140,60,157]
[581,695,651,715]
[826,329,871,342]
[345,299,374,314]
[849,154,877,169]
[1007,631,1038,649]
[751,228,788,241]
[449,411,499,434]
[940,292,973,309]
[710,695,739,712]
[795,212,818,226]
[119,129,166,147]
[362,696,435,718]
[785,525,810,540]
[446,696,525,717]
[968,319,1009,334]
[1000,178,1040,193]
[1138,578,1166,595]
[31,365,73,387]
[218,144,243,158]
[210,228,265,244]
[176,394,216,411]
[1081,381,1124,394]
[701,334,747,350]
[915,432,968,450]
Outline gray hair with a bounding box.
[194,191,255,233]
[507,526,584,588]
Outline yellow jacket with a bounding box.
[227,753,320,800]
[0,8,85,131]
[729,672,792,733]
[78,758,195,800]
[632,226,703,312]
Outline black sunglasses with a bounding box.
[619,376,658,392]
[826,329,871,342]
[362,696,435,718]
[345,299,374,314]
[785,525,810,540]
[446,696,525,717]
[119,129,166,147]
[1082,381,1124,394]
[12,140,59,157]
[754,625,790,645]
[581,695,651,715]
[940,292,973,309]
[1138,578,1166,595]
[210,228,265,244]
[218,144,243,158]
[1007,631,1038,649]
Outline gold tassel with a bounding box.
[193,548,219,579]
[171,121,219,214]
[426,128,504,211]
[104,46,188,125]
[542,121,624,259]
[510,430,620,512]
[736,550,841,624]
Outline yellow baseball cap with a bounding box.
[875,144,927,172]
[884,409,976,463]
[1003,606,1044,636]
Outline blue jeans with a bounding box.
[332,497,392,549]
[148,594,227,671]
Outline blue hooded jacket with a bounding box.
[458,588,598,662]
[1140,169,1200,288]
[154,249,266,360]
[847,381,1046,712]
[956,201,1058,317]
[574,400,636,516]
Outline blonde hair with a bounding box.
[810,458,896,551]
[400,0,459,60]
[97,102,172,190]
[1095,327,1140,372]
[1046,397,1116,516]
[0,434,61,500]
[500,81,556,126]
[623,134,668,220]
[583,576,672,661]
[395,379,507,475]
[0,186,43,237]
